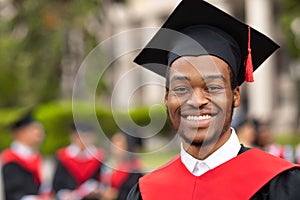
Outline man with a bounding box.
[52,123,105,200]
[101,132,143,200]
[127,0,300,199]
[254,120,294,162]
[1,111,52,200]
[233,118,256,148]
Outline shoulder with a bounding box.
[240,148,299,178]
[127,183,142,200]
[2,162,29,177]
[264,167,300,199]
[55,147,69,160]
[239,148,296,167]
[271,167,300,184]
[1,149,15,163]
[56,147,67,155]
[139,155,181,185]
[1,148,12,156]
[2,162,22,170]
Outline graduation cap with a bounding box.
[10,110,35,131]
[134,0,279,85]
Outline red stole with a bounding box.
[1,149,42,186]
[139,148,299,200]
[57,148,104,185]
[110,158,142,189]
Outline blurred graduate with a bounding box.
[101,132,143,200]
[52,123,105,200]
[1,111,52,200]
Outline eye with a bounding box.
[206,85,224,93]
[172,86,191,95]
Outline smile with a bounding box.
[186,115,212,121]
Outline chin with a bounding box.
[179,128,221,147]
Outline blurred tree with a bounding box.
[281,0,300,58]
[280,0,300,130]
[0,0,102,107]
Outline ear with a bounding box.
[233,86,240,108]
[164,88,169,106]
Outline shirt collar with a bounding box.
[11,141,36,159]
[181,128,241,176]
[66,144,97,159]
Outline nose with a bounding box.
[186,88,209,107]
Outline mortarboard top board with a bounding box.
[133,0,279,85]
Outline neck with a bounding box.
[182,129,232,160]
[16,140,37,150]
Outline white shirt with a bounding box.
[66,144,97,159]
[181,128,241,176]
[11,141,37,159]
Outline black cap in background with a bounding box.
[10,110,35,131]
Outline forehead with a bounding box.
[169,55,230,80]
[23,122,41,129]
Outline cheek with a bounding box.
[211,93,230,109]
[166,95,182,126]
[211,92,234,121]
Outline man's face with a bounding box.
[72,131,95,150]
[17,122,45,148]
[165,55,240,148]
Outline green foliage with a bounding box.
[280,0,300,58]
[0,101,172,155]
[275,132,300,147]
[0,0,102,107]
[0,0,173,155]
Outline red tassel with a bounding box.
[245,26,254,82]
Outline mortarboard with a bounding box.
[10,110,35,131]
[133,0,279,85]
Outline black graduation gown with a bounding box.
[2,162,40,200]
[127,146,300,200]
[52,157,102,200]
[117,172,143,200]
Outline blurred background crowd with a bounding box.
[1,111,144,200]
[1,0,300,199]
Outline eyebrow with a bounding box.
[204,75,226,82]
[170,75,191,82]
[170,74,226,82]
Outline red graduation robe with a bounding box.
[1,149,43,200]
[139,148,299,200]
[1,149,42,186]
[56,147,105,184]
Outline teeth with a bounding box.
[186,115,212,121]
